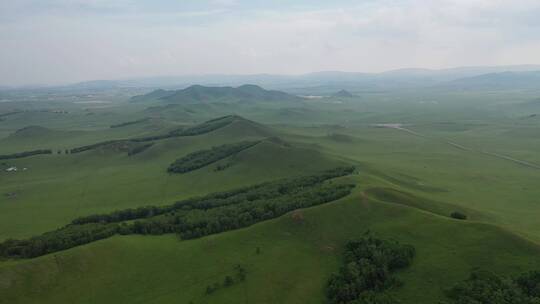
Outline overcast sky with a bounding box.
[1,0,540,86]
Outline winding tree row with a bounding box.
[167,140,260,173]
[0,167,356,259]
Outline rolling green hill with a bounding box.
[1,177,539,304]
[131,84,304,104]
[2,84,540,304]
[0,116,345,241]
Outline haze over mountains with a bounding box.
[131,84,303,104]
[3,65,540,94]
[441,71,540,91]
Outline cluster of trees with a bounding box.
[127,143,154,156]
[73,167,355,237]
[130,115,237,142]
[214,163,232,171]
[0,111,22,119]
[0,149,52,160]
[195,115,238,125]
[173,182,354,240]
[174,115,236,137]
[446,270,540,304]
[0,167,355,259]
[71,205,168,225]
[450,211,467,220]
[70,115,237,153]
[71,141,153,155]
[70,140,125,154]
[326,233,415,304]
[110,118,149,128]
[167,141,260,173]
[205,264,247,295]
[0,223,118,258]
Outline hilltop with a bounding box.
[131,84,303,104]
[331,89,354,98]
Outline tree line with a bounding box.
[128,143,154,156]
[69,115,237,154]
[167,141,260,173]
[71,166,355,225]
[205,264,247,295]
[0,111,23,119]
[110,118,149,128]
[446,270,540,304]
[0,167,355,259]
[70,140,125,154]
[126,115,237,142]
[326,233,415,304]
[0,149,52,160]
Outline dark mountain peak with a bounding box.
[332,89,354,98]
[131,84,302,104]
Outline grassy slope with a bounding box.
[1,177,539,304]
[0,119,344,240]
[1,91,540,303]
[0,118,175,155]
[278,122,540,242]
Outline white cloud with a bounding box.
[1,0,540,85]
[211,0,239,7]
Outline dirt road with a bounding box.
[377,124,540,170]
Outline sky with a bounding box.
[1,0,540,86]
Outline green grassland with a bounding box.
[0,118,344,240]
[1,88,540,303]
[1,176,539,304]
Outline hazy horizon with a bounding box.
[4,63,540,89]
[2,0,540,86]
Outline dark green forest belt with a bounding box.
[0,166,355,259]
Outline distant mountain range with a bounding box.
[438,71,540,90]
[131,84,303,103]
[3,65,540,94]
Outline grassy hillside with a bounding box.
[278,120,540,242]
[131,84,303,104]
[0,118,344,240]
[2,86,540,304]
[1,177,539,304]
